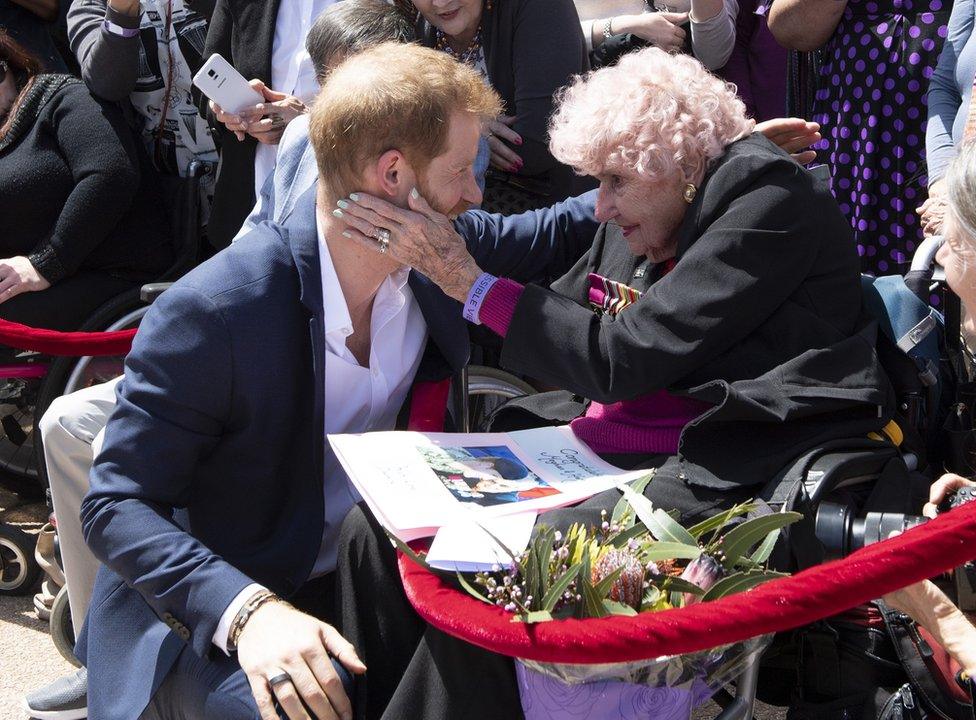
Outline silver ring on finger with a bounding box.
[267,670,292,689]
[374,227,391,254]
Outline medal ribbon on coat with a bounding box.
[587,273,643,317]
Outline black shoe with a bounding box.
[23,668,87,720]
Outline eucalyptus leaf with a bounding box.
[650,508,698,546]
[617,483,659,535]
[541,562,582,612]
[582,576,610,618]
[687,502,756,541]
[611,473,655,527]
[519,610,554,624]
[701,569,787,602]
[456,571,494,606]
[642,542,703,562]
[611,523,647,549]
[476,522,520,565]
[718,512,802,568]
[658,575,706,596]
[385,529,431,570]
[749,528,781,565]
[603,600,638,616]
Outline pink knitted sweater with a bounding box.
[479,278,710,454]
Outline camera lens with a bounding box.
[208,69,216,78]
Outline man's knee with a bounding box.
[39,391,108,449]
[38,394,84,446]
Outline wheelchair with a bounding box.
[0,160,212,600]
[436,235,975,720]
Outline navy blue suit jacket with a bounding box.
[75,185,598,718]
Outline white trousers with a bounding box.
[39,376,121,633]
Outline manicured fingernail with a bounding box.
[336,199,349,209]
[514,136,523,145]
[332,209,343,218]
[342,230,352,238]
[411,187,419,199]
[349,192,360,201]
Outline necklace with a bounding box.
[435,26,483,66]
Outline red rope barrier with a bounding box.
[399,500,976,663]
[0,318,136,357]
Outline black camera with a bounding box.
[815,502,928,560]
[815,486,976,608]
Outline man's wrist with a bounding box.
[228,588,283,652]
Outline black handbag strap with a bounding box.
[877,600,976,720]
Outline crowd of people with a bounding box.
[2,0,976,719]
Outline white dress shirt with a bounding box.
[253,0,337,197]
[213,214,428,653]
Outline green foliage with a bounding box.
[452,486,801,623]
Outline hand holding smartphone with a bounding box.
[193,54,263,115]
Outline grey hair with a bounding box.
[945,140,976,257]
[306,0,417,81]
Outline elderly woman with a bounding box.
[333,47,892,720]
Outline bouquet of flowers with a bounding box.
[394,474,801,720]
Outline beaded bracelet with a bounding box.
[227,589,287,652]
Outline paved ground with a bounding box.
[0,488,73,720]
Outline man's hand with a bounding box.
[923,473,976,519]
[236,601,366,720]
[0,257,50,304]
[918,179,947,238]
[336,189,483,303]
[755,118,822,165]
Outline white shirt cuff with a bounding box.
[582,20,595,53]
[213,583,267,655]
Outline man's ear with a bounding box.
[374,149,409,199]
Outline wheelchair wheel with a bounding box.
[461,365,537,432]
[33,289,148,489]
[0,523,41,595]
[50,584,80,667]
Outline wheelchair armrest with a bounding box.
[140,283,173,303]
[804,446,902,506]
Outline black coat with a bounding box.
[197,0,280,250]
[499,133,894,489]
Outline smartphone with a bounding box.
[193,53,263,114]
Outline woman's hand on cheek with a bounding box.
[336,189,483,303]
[0,257,50,304]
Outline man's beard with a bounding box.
[416,176,471,219]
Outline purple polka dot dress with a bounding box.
[812,0,952,275]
